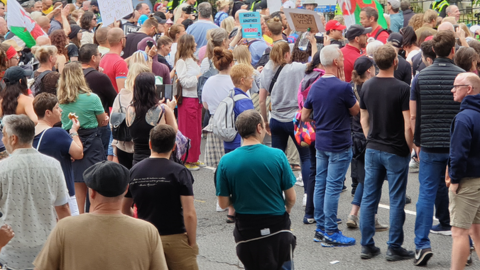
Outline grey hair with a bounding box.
[320,45,341,67]
[236,109,263,139]
[400,0,410,11]
[2,115,35,145]
[366,40,384,57]
[198,2,213,19]
[21,0,35,9]
[446,4,457,15]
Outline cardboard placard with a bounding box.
[239,12,263,39]
[267,0,282,14]
[283,8,325,33]
[98,0,133,27]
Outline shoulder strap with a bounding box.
[269,64,285,93]
[374,28,386,40]
[35,70,52,84]
[156,104,165,124]
[36,128,51,151]
[117,94,124,113]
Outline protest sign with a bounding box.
[267,0,282,13]
[283,8,325,33]
[98,0,133,27]
[239,12,262,39]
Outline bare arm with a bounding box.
[54,203,71,220]
[163,105,178,133]
[116,78,126,91]
[96,112,109,127]
[259,88,271,134]
[23,98,38,125]
[121,197,134,216]
[60,5,71,35]
[56,55,66,74]
[360,109,370,139]
[180,196,197,247]
[218,196,231,209]
[301,107,313,122]
[284,187,296,214]
[402,110,413,152]
[409,100,416,135]
[349,101,360,116]
[202,102,209,110]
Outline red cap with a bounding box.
[325,20,346,31]
[424,35,434,42]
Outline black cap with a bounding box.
[387,32,403,49]
[354,56,374,76]
[153,15,167,24]
[83,161,130,197]
[90,0,98,6]
[254,0,267,10]
[68,24,81,40]
[346,24,372,41]
[4,66,33,84]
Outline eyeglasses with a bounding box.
[453,84,471,89]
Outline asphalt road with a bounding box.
[191,137,473,270]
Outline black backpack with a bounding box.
[110,95,132,141]
[31,70,52,96]
[374,28,392,40]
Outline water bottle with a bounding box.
[298,28,311,51]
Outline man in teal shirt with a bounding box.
[216,109,296,269]
[388,0,404,33]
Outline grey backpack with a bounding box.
[212,90,248,142]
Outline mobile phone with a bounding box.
[147,40,154,49]
[454,24,459,31]
[155,84,173,100]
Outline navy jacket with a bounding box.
[449,94,480,184]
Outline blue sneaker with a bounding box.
[313,229,325,242]
[322,231,356,247]
[430,224,452,236]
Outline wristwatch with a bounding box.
[69,132,78,137]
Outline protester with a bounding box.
[165,24,186,67]
[342,24,370,83]
[215,0,229,26]
[34,161,169,269]
[67,24,82,62]
[33,93,83,216]
[157,35,173,71]
[446,5,460,22]
[387,0,403,32]
[33,45,60,96]
[325,20,347,49]
[216,109,296,269]
[187,2,218,53]
[136,2,152,15]
[49,29,68,73]
[95,26,110,56]
[431,0,449,17]
[415,10,438,40]
[57,62,108,214]
[401,26,421,65]
[79,11,96,46]
[401,0,414,27]
[123,124,199,269]
[123,17,159,59]
[0,114,70,269]
[386,33,412,85]
[454,47,479,73]
[201,28,228,74]
[100,28,128,92]
[137,37,171,84]
[361,7,390,44]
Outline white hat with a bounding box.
[470,25,480,35]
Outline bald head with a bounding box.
[36,16,51,33]
[107,28,125,46]
[95,27,109,46]
[438,22,454,32]
[36,36,51,46]
[461,73,480,94]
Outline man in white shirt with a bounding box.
[0,114,70,270]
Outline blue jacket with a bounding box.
[449,94,480,184]
[224,88,254,151]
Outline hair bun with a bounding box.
[213,47,224,58]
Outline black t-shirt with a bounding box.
[360,77,410,157]
[126,158,195,235]
[123,32,149,59]
[394,56,412,85]
[83,68,117,114]
[67,43,79,59]
[157,54,172,71]
[350,82,363,133]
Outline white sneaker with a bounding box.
[295,176,304,187]
[409,158,419,172]
[216,200,227,212]
[303,193,307,207]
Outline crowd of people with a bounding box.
[0,0,479,269]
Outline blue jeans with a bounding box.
[270,118,311,196]
[314,148,352,233]
[414,151,450,249]
[98,125,111,158]
[352,183,364,206]
[360,149,409,248]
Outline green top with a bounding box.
[216,144,296,215]
[60,93,104,130]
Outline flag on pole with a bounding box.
[6,0,46,48]
[337,0,388,29]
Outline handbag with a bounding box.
[293,109,316,147]
[173,73,184,105]
[111,95,132,141]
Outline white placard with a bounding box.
[267,0,282,13]
[283,8,325,33]
[301,0,336,6]
[98,0,133,27]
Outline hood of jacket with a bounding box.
[460,94,480,113]
[300,68,325,92]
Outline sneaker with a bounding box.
[185,163,200,171]
[341,185,348,193]
[409,158,419,172]
[467,247,474,266]
[386,246,415,261]
[216,200,227,212]
[302,193,307,207]
[295,176,304,187]
[322,231,356,247]
[303,216,315,224]
[413,248,433,266]
[313,229,325,242]
[351,186,357,197]
[406,195,412,204]
[193,161,206,167]
[361,245,381,259]
[346,215,359,228]
[337,218,342,224]
[430,224,452,236]
[375,218,389,232]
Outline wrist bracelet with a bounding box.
[69,132,78,137]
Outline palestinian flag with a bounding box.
[337,0,388,29]
[7,0,46,48]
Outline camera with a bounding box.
[182,5,195,15]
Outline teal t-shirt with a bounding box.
[60,93,104,130]
[216,144,296,215]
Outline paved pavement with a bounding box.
[191,137,474,270]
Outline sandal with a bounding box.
[226,215,235,223]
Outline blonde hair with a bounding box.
[333,15,345,25]
[207,28,228,59]
[441,16,456,25]
[233,45,251,65]
[460,23,472,37]
[129,51,148,66]
[57,62,92,104]
[34,45,57,64]
[221,16,235,34]
[409,13,424,31]
[125,63,151,91]
[230,63,253,86]
[216,0,229,10]
[423,9,437,23]
[270,41,290,66]
[173,3,189,24]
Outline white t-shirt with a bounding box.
[406,49,421,63]
[283,0,295,8]
[202,74,234,114]
[165,43,178,67]
[176,58,201,98]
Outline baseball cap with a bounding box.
[345,25,372,40]
[153,15,167,24]
[83,161,130,197]
[4,66,33,84]
[325,20,346,31]
[388,0,400,9]
[354,56,374,76]
[387,32,403,48]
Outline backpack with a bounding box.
[197,59,218,103]
[374,28,392,40]
[212,90,248,142]
[254,47,271,69]
[31,70,52,96]
[110,95,132,141]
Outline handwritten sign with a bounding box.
[283,8,325,33]
[98,0,133,27]
[239,12,262,39]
